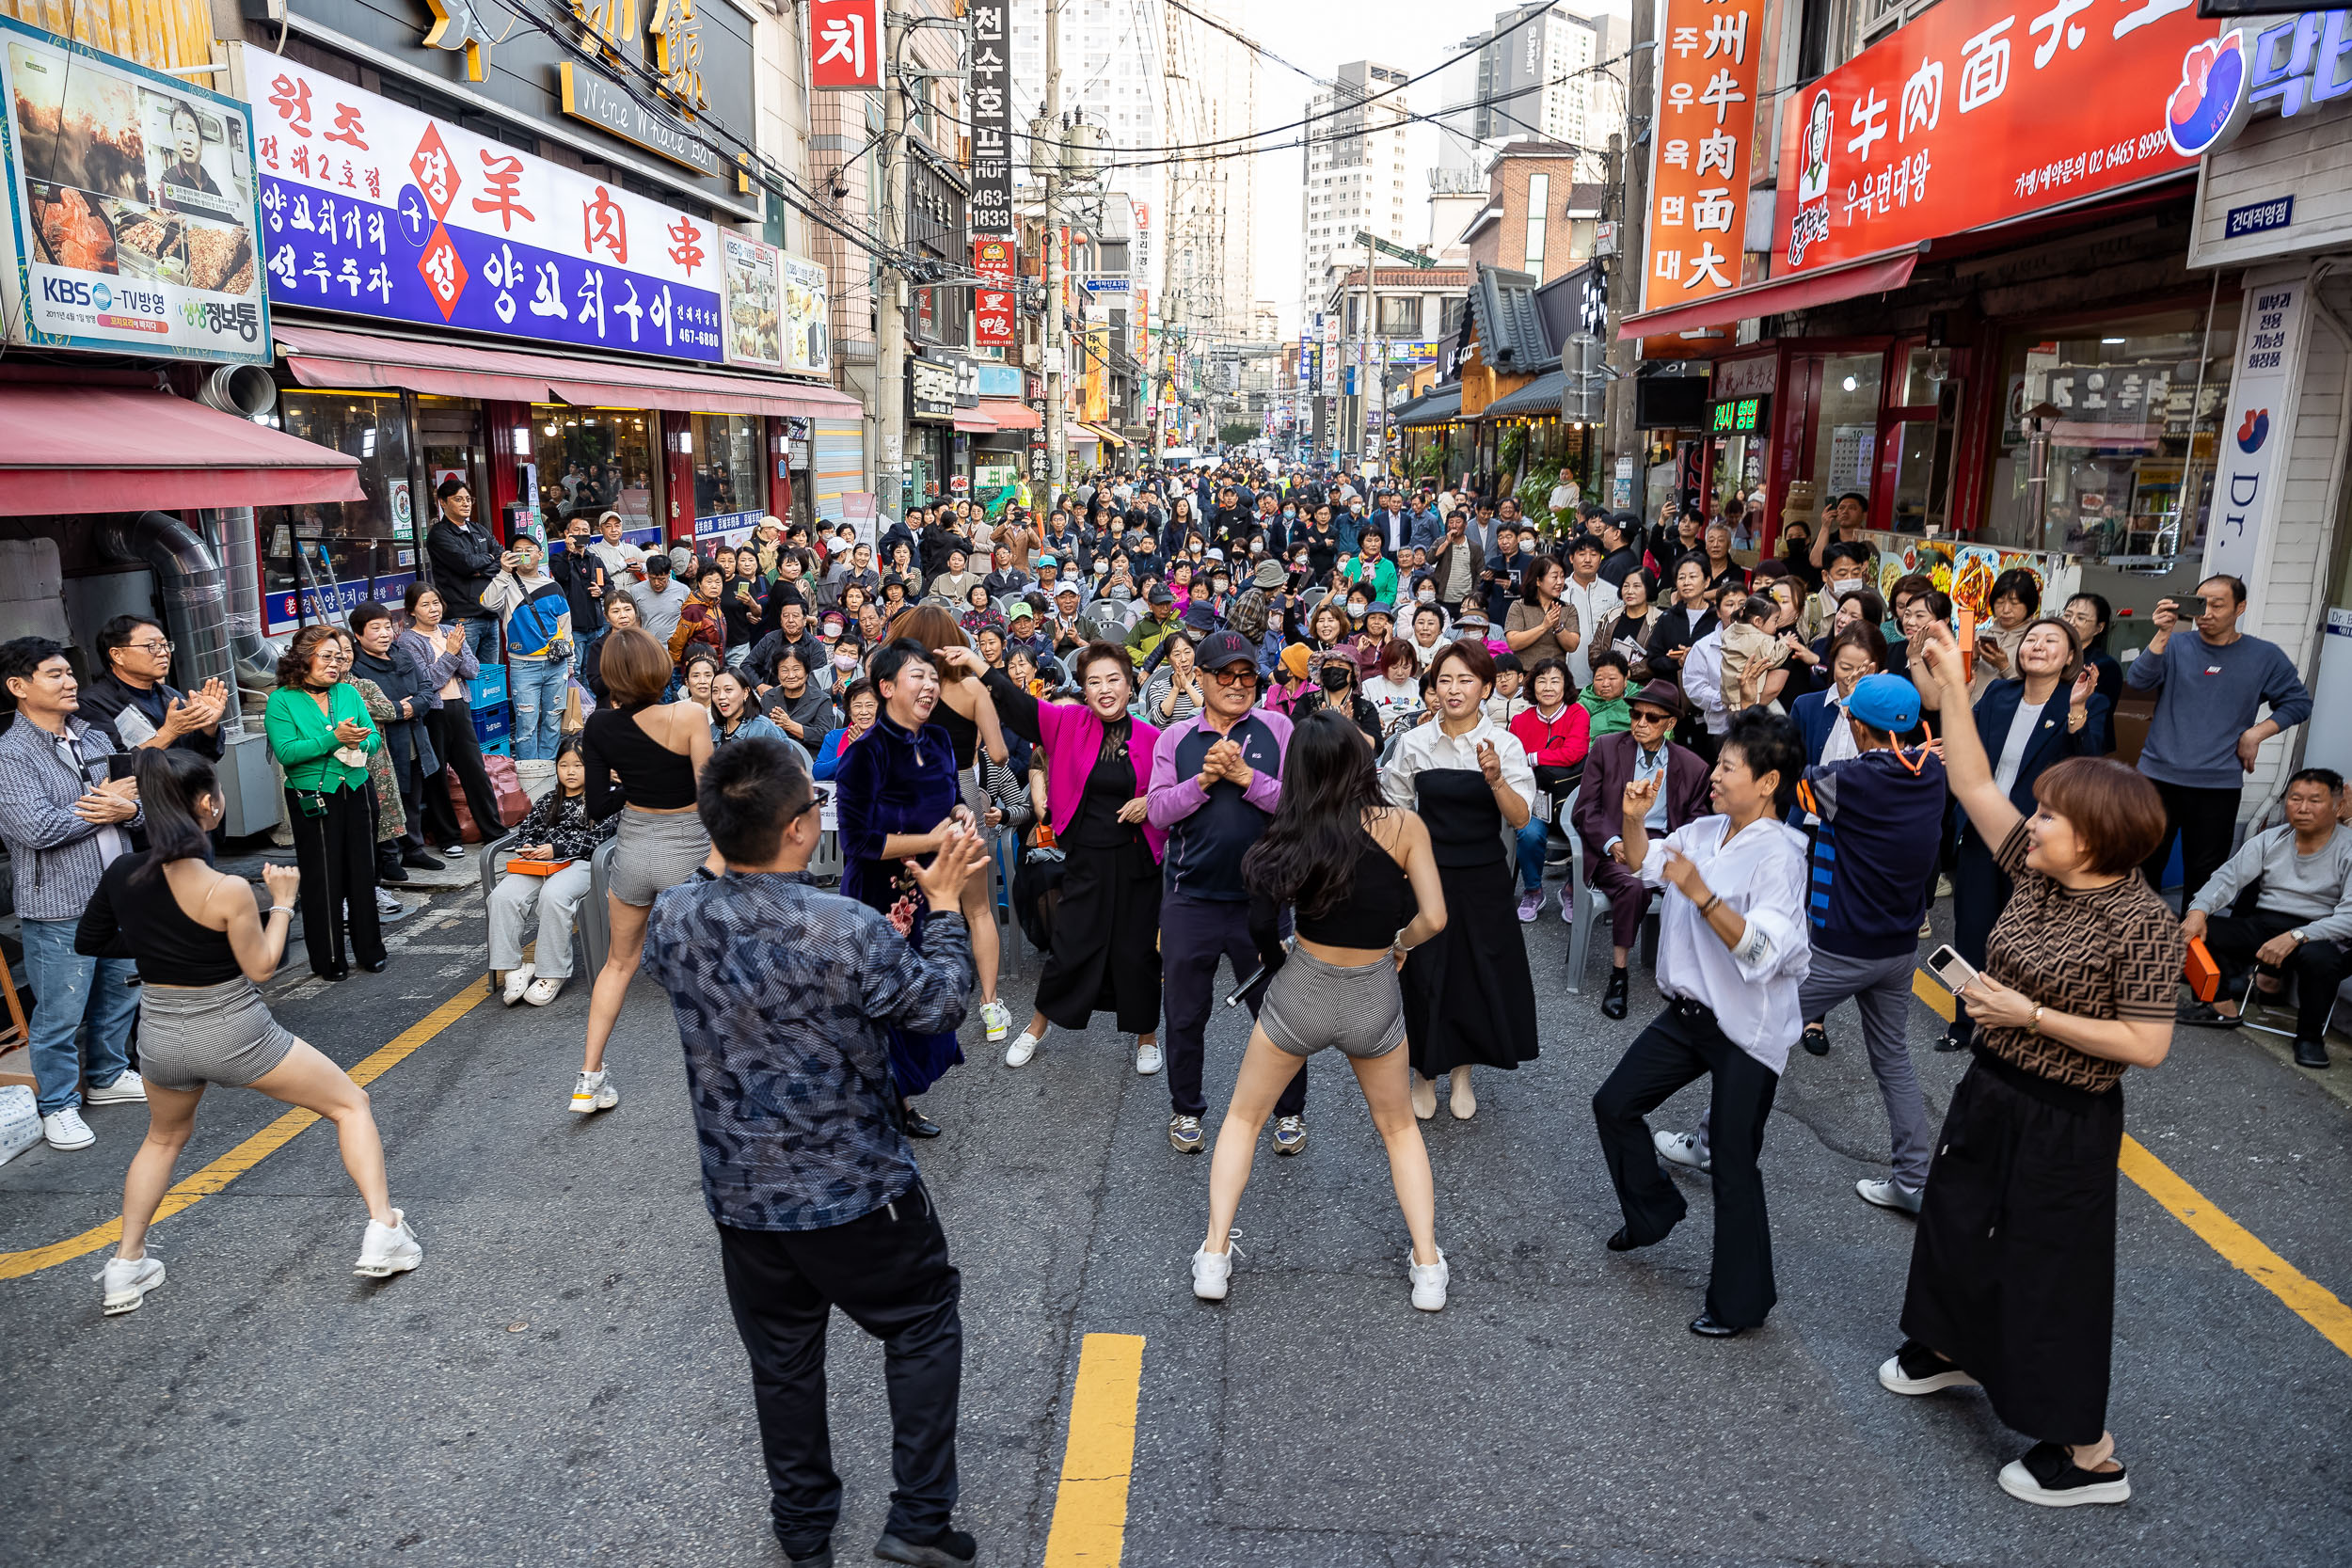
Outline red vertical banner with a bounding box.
[1643,0,1765,314]
[811,0,885,90]
[974,237,1016,347]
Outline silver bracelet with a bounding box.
[268,906,295,916]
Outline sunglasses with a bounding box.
[1630,708,1675,724]
[1208,667,1258,687]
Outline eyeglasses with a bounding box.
[127,640,174,655]
[1208,667,1258,687]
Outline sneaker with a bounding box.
[1168,1114,1203,1153]
[400,849,446,871]
[569,1069,618,1114]
[980,999,1012,1042]
[1135,1037,1163,1075]
[1997,1442,2131,1508]
[1408,1249,1449,1311]
[1191,1232,1239,1300]
[1003,1030,1041,1069]
[1560,884,1578,924]
[354,1209,423,1277]
[97,1254,165,1315]
[376,887,408,922]
[41,1106,94,1149]
[84,1070,148,1105]
[1877,1338,1980,1396]
[1654,1128,1709,1174]
[523,976,564,1006]
[502,963,537,1006]
[1516,888,1542,923]
[438,843,467,858]
[874,1528,977,1567]
[1272,1116,1307,1155]
[1857,1177,1924,1214]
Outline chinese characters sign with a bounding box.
[0,19,268,363]
[253,56,722,363]
[813,0,884,91]
[974,235,1014,347]
[969,0,1011,235]
[1642,0,1763,313]
[1776,0,2209,277]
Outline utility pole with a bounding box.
[1356,228,1374,472]
[1041,0,1065,518]
[877,0,908,522]
[1603,24,1653,514]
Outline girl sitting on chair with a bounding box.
[489,736,614,1007]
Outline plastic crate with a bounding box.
[471,703,512,744]
[468,663,508,706]
[478,732,511,756]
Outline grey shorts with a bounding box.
[610,807,711,907]
[1260,947,1407,1060]
[135,978,300,1091]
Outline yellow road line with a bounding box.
[1041,1333,1146,1568]
[1911,968,2352,1358]
[0,981,488,1281]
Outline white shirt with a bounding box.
[1638,815,1814,1071]
[1683,629,1729,734]
[1362,674,1422,734]
[49,729,131,866]
[1559,573,1620,689]
[1380,714,1535,814]
[1991,693,2043,800]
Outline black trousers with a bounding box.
[1161,892,1304,1120]
[718,1186,962,1556]
[286,784,383,977]
[428,699,505,842]
[2141,779,2241,907]
[2204,908,2350,1041]
[1592,998,1781,1328]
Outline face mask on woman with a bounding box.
[1417,586,1436,603]
[834,652,858,673]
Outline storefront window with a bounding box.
[690,413,765,538]
[1811,353,1883,503]
[1981,311,2233,560]
[259,391,415,635]
[531,406,659,544]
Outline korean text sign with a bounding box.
[1776,0,2209,276]
[0,18,268,362]
[813,0,885,91]
[1643,0,1764,314]
[969,0,1011,235]
[974,236,1014,347]
[253,56,721,364]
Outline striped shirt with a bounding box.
[0,715,138,921]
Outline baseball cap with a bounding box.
[1008,603,1038,625]
[1197,631,1256,672]
[1846,673,1920,733]
[1037,552,1058,567]
[1147,585,1175,606]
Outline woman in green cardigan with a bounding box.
[264,626,387,980]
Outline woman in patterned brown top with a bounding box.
[1882,625,2181,1509]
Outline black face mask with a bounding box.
[1319,667,1353,693]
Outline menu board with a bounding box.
[722,228,829,376]
[0,18,268,362]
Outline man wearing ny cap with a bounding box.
[1652,673,1947,1215]
[1147,632,1308,1155]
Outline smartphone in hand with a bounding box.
[1924,943,1979,994]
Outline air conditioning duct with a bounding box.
[196,363,277,420]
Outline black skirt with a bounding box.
[1900,1048,2122,1446]
[1401,768,1541,1076]
[1032,835,1163,1035]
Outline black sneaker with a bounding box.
[401,849,447,871]
[378,863,411,884]
[1801,1022,1830,1056]
[1877,1338,1979,1395]
[1997,1441,2130,1507]
[875,1528,977,1566]
[2295,1037,2332,1069]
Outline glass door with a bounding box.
[1881,344,1963,536]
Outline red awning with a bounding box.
[1616,248,1923,341]
[977,398,1040,430]
[273,322,865,420]
[952,409,997,434]
[0,385,366,517]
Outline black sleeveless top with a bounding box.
[81,856,243,986]
[1295,830,1418,949]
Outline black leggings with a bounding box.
[426,700,504,841]
[286,784,384,977]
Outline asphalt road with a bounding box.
[3,881,2349,1567]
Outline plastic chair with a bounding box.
[991,827,1027,968]
[477,829,609,990]
[1562,786,1661,992]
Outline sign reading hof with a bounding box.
[254,55,722,363]
[0,18,268,361]
[968,0,1011,236]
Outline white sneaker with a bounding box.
[84,1070,147,1105]
[502,964,536,1006]
[375,887,408,922]
[1655,1129,1710,1174]
[354,1209,422,1277]
[439,843,468,858]
[1408,1248,1449,1312]
[569,1069,618,1114]
[41,1107,94,1149]
[1003,1031,1041,1069]
[97,1254,165,1315]
[1191,1233,1241,1301]
[522,976,564,1006]
[1857,1177,1924,1214]
[980,999,1012,1042]
[1135,1038,1163,1075]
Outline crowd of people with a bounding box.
[3,451,2345,1563]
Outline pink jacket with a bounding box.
[1034,697,1166,863]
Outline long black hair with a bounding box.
[1241,707,1386,919]
[132,747,216,880]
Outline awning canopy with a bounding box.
[1399,389,1464,428]
[273,322,864,420]
[1617,247,1922,341]
[1080,422,1126,448]
[0,385,366,517]
[952,409,997,434]
[977,398,1040,430]
[1484,368,1566,419]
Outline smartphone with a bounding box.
[105,752,136,782]
[1924,943,1979,994]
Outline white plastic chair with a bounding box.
[1561,785,1661,992]
[476,830,611,988]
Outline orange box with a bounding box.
[2184,938,2220,1004]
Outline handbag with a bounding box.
[483,753,532,829]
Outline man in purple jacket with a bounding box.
[1148,632,1307,1156]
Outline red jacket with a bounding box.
[1511,702,1590,770]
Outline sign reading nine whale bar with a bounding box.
[559,62,720,178]
[1774,0,2209,277]
[253,55,721,363]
